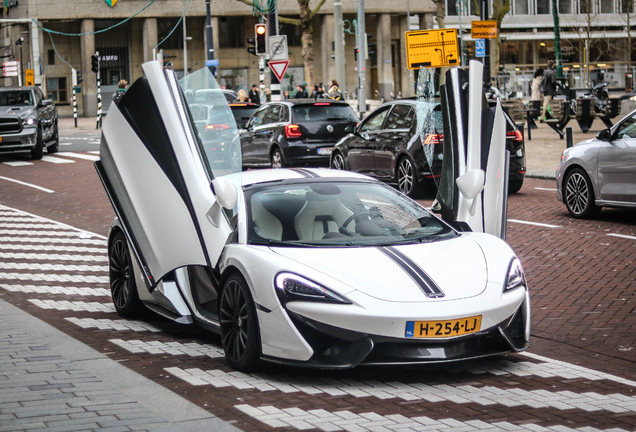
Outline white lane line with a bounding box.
[0,252,107,262]
[66,318,162,332]
[0,175,55,193]
[2,161,33,167]
[0,244,106,253]
[0,204,108,240]
[0,236,106,246]
[60,143,73,146]
[1,284,110,297]
[508,219,560,228]
[534,187,557,191]
[607,233,636,241]
[88,151,100,155]
[28,299,115,313]
[110,339,225,358]
[41,155,75,164]
[0,229,99,237]
[58,152,100,162]
[0,262,107,273]
[0,272,108,284]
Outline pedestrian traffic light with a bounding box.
[91,55,99,73]
[255,24,267,54]
[247,37,257,56]
[354,47,360,61]
[76,70,83,85]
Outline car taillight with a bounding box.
[206,124,229,130]
[314,102,330,105]
[286,124,302,139]
[230,103,247,106]
[423,133,443,145]
[506,130,523,141]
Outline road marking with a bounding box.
[0,222,74,229]
[534,187,557,191]
[2,161,33,167]
[0,272,108,284]
[60,142,73,146]
[607,233,636,241]
[66,318,162,332]
[59,152,100,162]
[0,236,106,245]
[88,151,100,155]
[0,175,54,193]
[110,339,225,358]
[0,229,100,237]
[1,284,109,297]
[41,155,75,164]
[0,244,106,253]
[28,299,115,313]
[0,262,107,273]
[0,252,107,262]
[508,219,560,228]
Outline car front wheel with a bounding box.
[219,273,260,371]
[331,152,346,170]
[396,157,423,198]
[564,168,601,218]
[31,128,43,160]
[109,231,143,317]
[48,123,60,154]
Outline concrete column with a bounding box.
[321,14,335,89]
[80,19,96,117]
[143,18,158,62]
[420,13,433,30]
[376,14,393,100]
[399,15,411,97]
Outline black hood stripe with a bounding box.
[294,168,320,178]
[378,246,445,298]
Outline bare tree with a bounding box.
[619,0,636,73]
[490,0,510,79]
[236,0,327,86]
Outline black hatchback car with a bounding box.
[331,99,526,198]
[239,99,359,168]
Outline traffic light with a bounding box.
[354,47,360,61]
[247,37,256,56]
[91,55,99,73]
[76,70,83,85]
[255,24,267,54]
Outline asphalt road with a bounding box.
[0,151,635,431]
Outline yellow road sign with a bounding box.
[405,29,459,70]
[471,20,498,39]
[25,69,34,86]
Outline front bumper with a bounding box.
[0,128,37,152]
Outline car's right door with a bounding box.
[598,114,636,203]
[346,106,390,175]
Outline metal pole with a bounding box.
[406,0,413,95]
[357,0,367,118]
[19,43,24,86]
[552,0,563,79]
[183,0,188,77]
[95,51,101,129]
[334,0,346,92]
[482,0,490,91]
[269,1,281,101]
[456,0,464,67]
[73,88,77,128]
[205,0,216,77]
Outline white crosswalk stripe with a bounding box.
[66,318,161,332]
[0,252,107,262]
[110,339,225,358]
[0,262,107,272]
[1,236,106,245]
[0,229,97,237]
[1,284,109,296]
[57,152,101,162]
[0,243,106,253]
[0,222,66,229]
[0,272,108,284]
[1,161,33,166]
[28,299,115,313]
[41,155,75,164]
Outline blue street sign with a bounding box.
[205,59,220,67]
[475,39,486,57]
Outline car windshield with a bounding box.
[245,181,456,247]
[179,69,242,178]
[292,104,358,122]
[0,90,33,106]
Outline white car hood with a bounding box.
[270,235,488,303]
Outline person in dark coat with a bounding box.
[541,60,557,121]
[295,85,308,98]
[249,84,260,105]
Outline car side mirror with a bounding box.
[596,129,611,141]
[456,169,485,216]
[40,99,53,107]
[212,176,238,210]
[345,124,355,134]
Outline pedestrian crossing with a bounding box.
[0,202,634,432]
[0,151,100,167]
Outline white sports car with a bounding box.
[95,62,530,371]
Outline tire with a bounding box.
[564,167,601,219]
[270,148,284,169]
[108,231,143,317]
[31,128,43,160]
[47,123,59,154]
[331,151,346,170]
[508,179,523,194]
[396,157,423,198]
[219,273,261,371]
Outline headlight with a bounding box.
[504,258,527,293]
[22,118,36,127]
[275,272,351,305]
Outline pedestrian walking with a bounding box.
[531,68,543,101]
[327,79,342,100]
[249,84,260,105]
[540,60,556,121]
[112,80,127,104]
[295,85,308,98]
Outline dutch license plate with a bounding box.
[0,137,2,142]
[318,147,333,155]
[405,315,482,338]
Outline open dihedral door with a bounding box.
[419,60,508,239]
[95,61,237,290]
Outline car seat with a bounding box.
[293,191,354,240]
[251,195,283,240]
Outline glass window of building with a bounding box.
[622,0,634,13]
[157,18,183,50]
[219,68,248,93]
[559,0,572,14]
[219,17,245,48]
[47,77,68,104]
[579,0,592,13]
[600,1,614,12]
[279,23,302,46]
[514,0,529,14]
[47,49,55,65]
[537,0,550,14]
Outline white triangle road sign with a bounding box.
[268,60,290,83]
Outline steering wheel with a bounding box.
[341,211,373,230]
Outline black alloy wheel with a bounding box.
[508,179,523,194]
[396,157,422,198]
[31,128,44,160]
[270,148,284,169]
[219,273,260,371]
[564,167,601,219]
[48,123,60,154]
[109,231,142,317]
[331,152,346,170]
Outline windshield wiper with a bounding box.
[251,239,313,247]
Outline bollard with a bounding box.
[566,127,573,148]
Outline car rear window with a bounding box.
[292,104,358,122]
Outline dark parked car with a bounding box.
[0,87,59,160]
[330,99,526,198]
[239,99,359,168]
[229,102,259,129]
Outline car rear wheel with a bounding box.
[109,231,143,317]
[508,179,523,194]
[564,168,601,218]
[396,157,423,198]
[219,273,261,371]
[48,123,59,154]
[270,148,284,169]
[31,129,43,160]
[331,152,346,170]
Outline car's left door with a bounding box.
[95,62,236,290]
[597,115,636,203]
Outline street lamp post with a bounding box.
[205,0,216,77]
[357,0,367,118]
[15,37,23,86]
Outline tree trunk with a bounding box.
[434,0,445,29]
[491,0,511,85]
[298,0,315,87]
